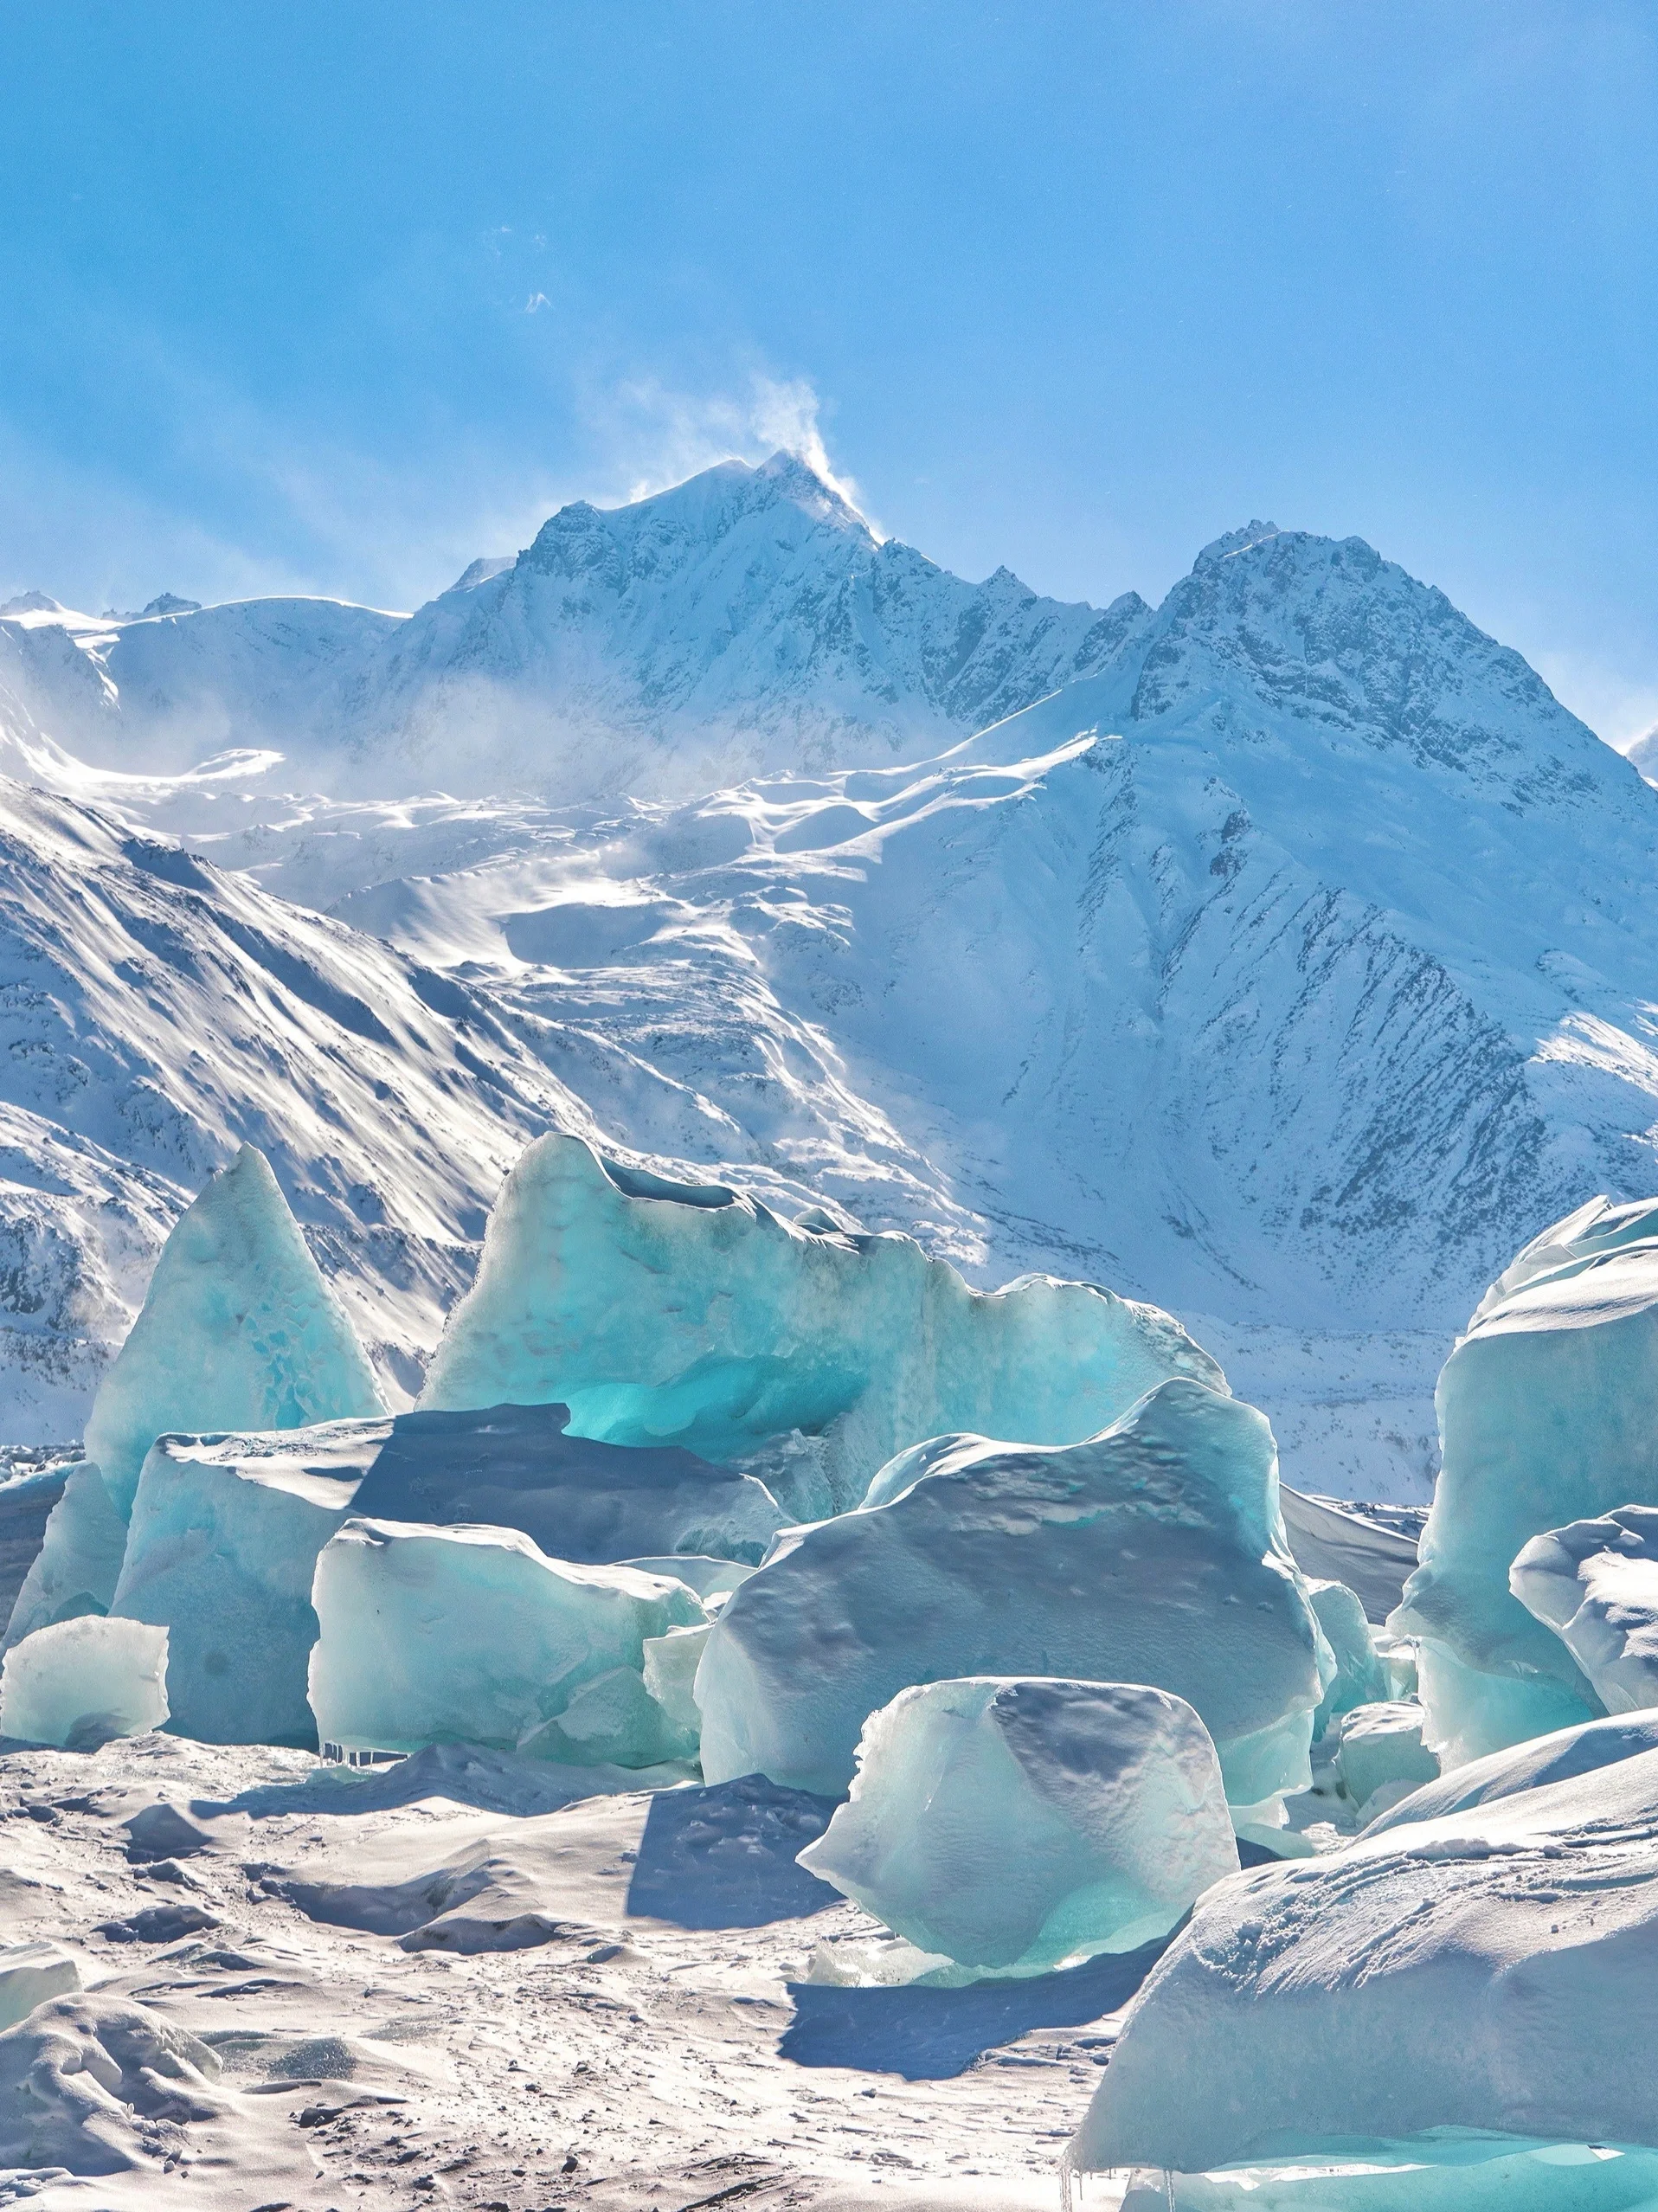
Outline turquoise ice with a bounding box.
[1510,1505,1658,1718]
[111,1421,389,1747]
[307,1517,705,1763]
[7,1147,383,1646]
[420,1135,1226,1515]
[0,1617,169,1747]
[697,1378,1331,1805]
[797,1677,1238,1972]
[1392,1196,1658,1766]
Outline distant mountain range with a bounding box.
[3,460,1656,1501]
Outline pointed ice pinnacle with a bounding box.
[5,1148,384,1650]
[85,1145,385,1518]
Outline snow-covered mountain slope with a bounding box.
[6,485,1657,1500]
[327,451,1147,795]
[4,454,1141,801]
[0,776,612,1436]
[0,595,403,772]
[79,518,1651,1501]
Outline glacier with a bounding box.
[306,1517,705,1761]
[795,1677,1238,1973]
[696,1378,1330,1804]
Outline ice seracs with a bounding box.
[306,1518,705,1763]
[1392,1195,1658,1765]
[797,1677,1238,1973]
[1511,1504,1658,1716]
[697,1378,1331,1804]
[0,1616,168,1747]
[421,1131,1225,1517]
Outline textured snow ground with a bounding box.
[0,1733,1135,2209]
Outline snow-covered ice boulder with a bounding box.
[0,1617,168,1747]
[1333,1700,1437,1814]
[1072,1739,1658,2177]
[109,1420,388,1747]
[420,1134,1225,1514]
[0,1944,80,2033]
[697,1378,1331,1804]
[797,1677,1238,1972]
[8,1148,384,1645]
[1307,1579,1389,1738]
[1365,1707,1658,1835]
[1392,1196,1658,1765]
[347,1400,786,1564]
[307,1518,705,1762]
[1511,1504,1658,1718]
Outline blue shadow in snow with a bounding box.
[780,1937,1169,2080]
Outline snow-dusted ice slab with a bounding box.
[1072,1741,1658,2177]
[1392,1196,1658,1765]
[348,1400,786,1563]
[797,1678,1238,1972]
[1510,1505,1658,1718]
[0,1943,79,2033]
[697,1379,1329,1804]
[421,1133,1225,1514]
[86,1145,385,1517]
[0,1616,168,1747]
[111,1420,389,1746]
[308,1518,704,1762]
[1364,1708,1658,1835]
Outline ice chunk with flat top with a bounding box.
[420,1134,1225,1515]
[307,1518,705,1763]
[1391,1195,1658,1766]
[697,1378,1331,1804]
[109,1420,388,1747]
[797,1677,1238,1972]
[642,1624,710,1752]
[1072,1738,1658,2180]
[0,1617,168,1747]
[1510,1504,1658,1717]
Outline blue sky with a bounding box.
[3,2,1655,740]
